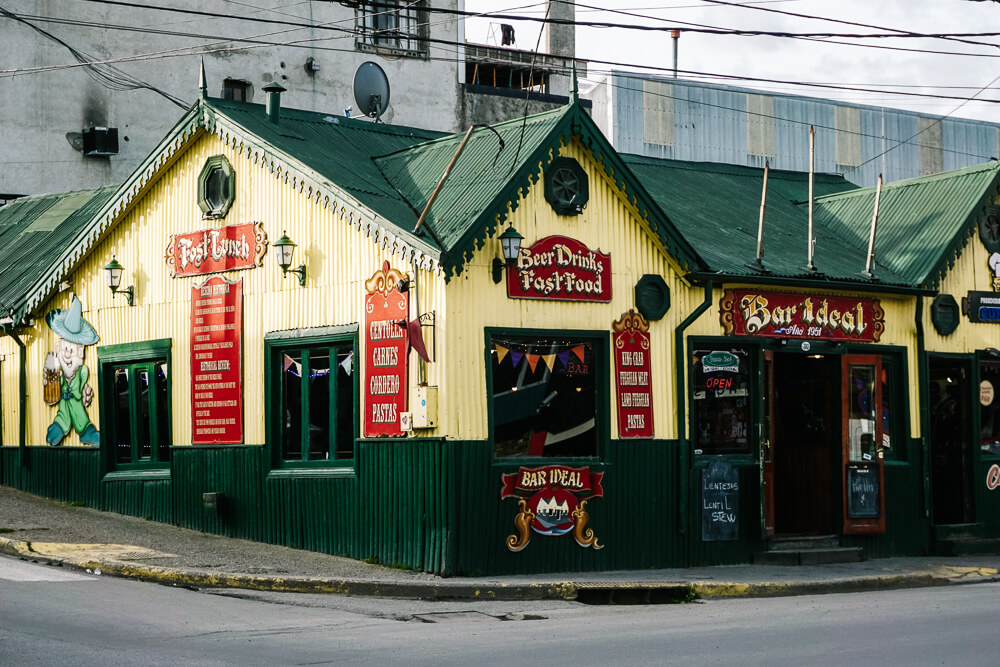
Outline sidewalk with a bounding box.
[2,486,998,602]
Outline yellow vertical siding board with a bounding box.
[440,139,689,441]
[929,224,997,356]
[15,129,446,448]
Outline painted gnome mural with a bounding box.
[43,296,100,445]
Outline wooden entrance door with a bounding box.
[841,354,886,534]
[929,358,975,525]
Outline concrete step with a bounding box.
[934,537,1000,556]
[754,547,864,566]
[934,523,987,541]
[768,535,839,551]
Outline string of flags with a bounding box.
[494,343,586,373]
[282,350,354,378]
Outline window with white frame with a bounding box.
[356,1,427,55]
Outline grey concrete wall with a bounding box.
[2,1,465,196]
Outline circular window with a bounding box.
[544,157,588,216]
[198,155,235,219]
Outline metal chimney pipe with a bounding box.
[671,30,680,78]
[262,83,286,123]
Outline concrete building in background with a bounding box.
[2,1,583,198]
[584,72,1000,186]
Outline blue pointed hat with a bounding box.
[46,296,98,346]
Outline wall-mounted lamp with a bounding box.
[104,256,134,306]
[491,226,524,284]
[396,277,410,293]
[273,232,306,286]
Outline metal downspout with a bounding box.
[676,280,713,535]
[915,296,931,521]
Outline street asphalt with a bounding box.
[2,485,998,602]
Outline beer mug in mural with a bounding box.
[43,352,62,406]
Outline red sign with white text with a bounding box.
[613,311,654,438]
[364,261,409,437]
[190,276,243,444]
[507,235,611,302]
[166,222,268,278]
[720,289,884,342]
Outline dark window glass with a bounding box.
[490,335,597,458]
[981,360,1000,456]
[205,168,229,211]
[114,367,131,464]
[105,357,170,467]
[277,342,355,463]
[692,348,751,455]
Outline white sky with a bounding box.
[464,0,1000,123]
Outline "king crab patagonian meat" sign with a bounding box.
[507,235,611,302]
[501,465,605,551]
[720,289,885,342]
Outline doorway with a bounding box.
[929,358,975,525]
[769,353,839,535]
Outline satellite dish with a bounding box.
[353,61,391,122]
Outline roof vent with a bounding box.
[262,83,286,124]
[82,127,119,157]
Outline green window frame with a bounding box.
[265,327,358,469]
[486,328,608,460]
[97,339,172,471]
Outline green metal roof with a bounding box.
[0,187,117,322]
[625,155,1000,290]
[375,102,705,277]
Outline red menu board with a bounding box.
[720,289,885,342]
[166,222,268,278]
[613,310,654,439]
[364,261,409,437]
[191,276,243,444]
[508,235,611,302]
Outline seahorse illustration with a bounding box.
[506,499,535,552]
[572,499,603,549]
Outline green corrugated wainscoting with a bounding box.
[1,446,101,507]
[171,446,269,539]
[103,477,173,524]
[453,439,686,576]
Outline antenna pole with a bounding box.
[756,161,769,263]
[863,174,883,278]
[414,125,475,233]
[806,125,816,271]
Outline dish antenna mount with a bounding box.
[353,61,391,122]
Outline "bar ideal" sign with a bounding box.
[507,235,611,302]
[720,289,885,342]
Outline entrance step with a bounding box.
[934,537,1000,556]
[755,535,863,565]
[934,523,988,541]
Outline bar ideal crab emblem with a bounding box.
[501,465,604,551]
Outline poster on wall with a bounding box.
[501,466,605,551]
[190,276,243,444]
[720,289,885,343]
[507,235,611,302]
[165,222,268,278]
[612,310,653,438]
[364,261,409,437]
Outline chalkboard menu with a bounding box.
[702,459,739,541]
[846,464,880,518]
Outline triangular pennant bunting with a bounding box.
[526,354,541,373]
[495,344,509,364]
[541,353,557,371]
[510,351,524,368]
[572,345,586,362]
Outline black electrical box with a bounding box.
[82,127,119,156]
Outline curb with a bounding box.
[3,537,998,602]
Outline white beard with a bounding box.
[59,353,83,382]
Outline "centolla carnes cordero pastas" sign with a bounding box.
[720,289,884,342]
[507,235,611,302]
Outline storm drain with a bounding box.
[574,583,697,605]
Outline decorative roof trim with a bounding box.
[19,100,442,321]
[439,103,705,282]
